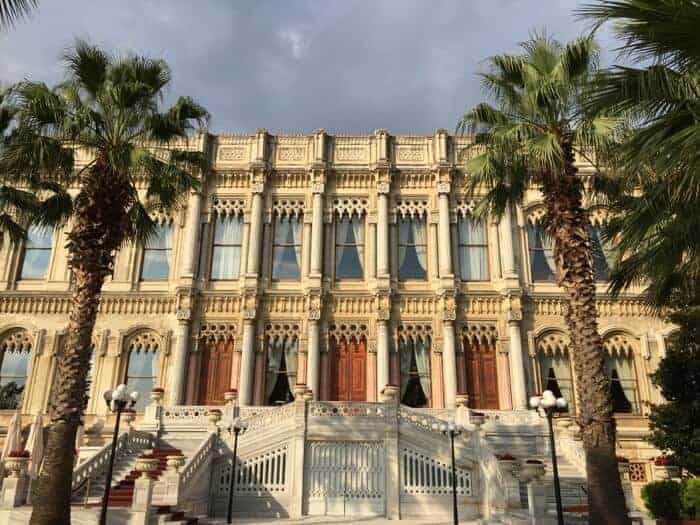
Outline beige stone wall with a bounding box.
[0,130,669,461]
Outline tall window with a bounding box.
[458,216,489,281]
[266,336,297,405]
[20,225,53,279]
[589,225,611,281]
[272,214,302,280]
[0,332,31,410]
[210,214,244,280]
[335,214,364,279]
[399,337,431,407]
[527,223,556,282]
[605,353,639,414]
[539,352,573,411]
[125,344,159,411]
[398,215,427,280]
[141,222,172,281]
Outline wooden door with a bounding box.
[331,337,366,401]
[464,339,499,409]
[198,339,233,405]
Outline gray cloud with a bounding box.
[0,0,615,134]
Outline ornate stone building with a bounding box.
[0,130,670,520]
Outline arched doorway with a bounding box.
[330,336,366,401]
[198,338,234,405]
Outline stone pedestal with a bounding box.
[129,475,155,525]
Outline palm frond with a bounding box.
[63,40,110,99]
[0,0,37,29]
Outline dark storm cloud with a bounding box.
[0,0,614,134]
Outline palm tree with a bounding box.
[0,0,37,29]
[1,41,209,525]
[457,35,629,524]
[578,0,700,308]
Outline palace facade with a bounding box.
[0,129,670,520]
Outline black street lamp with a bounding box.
[100,384,139,525]
[529,390,568,525]
[439,422,463,525]
[226,416,247,524]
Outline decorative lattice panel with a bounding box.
[629,462,648,483]
[401,447,472,496]
[215,445,288,496]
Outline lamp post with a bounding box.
[439,422,463,525]
[226,416,247,524]
[100,384,139,525]
[529,390,568,525]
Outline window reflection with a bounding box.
[458,216,489,281]
[527,223,556,282]
[398,216,427,280]
[335,214,364,279]
[126,346,159,411]
[141,223,172,281]
[272,215,302,280]
[20,225,53,280]
[211,214,244,280]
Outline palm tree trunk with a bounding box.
[542,142,630,525]
[30,163,130,525]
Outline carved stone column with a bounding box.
[310,184,324,277]
[301,214,312,279]
[376,320,390,399]
[238,319,256,406]
[442,321,457,409]
[180,190,202,280]
[367,219,377,280]
[508,310,528,409]
[246,184,264,277]
[377,183,390,278]
[306,321,320,400]
[169,309,191,405]
[437,183,453,278]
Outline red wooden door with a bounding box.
[331,337,366,401]
[198,339,233,405]
[464,339,499,409]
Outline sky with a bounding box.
[0,0,617,134]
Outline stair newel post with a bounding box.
[381,385,400,520]
[100,384,139,525]
[289,385,309,519]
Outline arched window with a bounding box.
[20,225,53,280]
[266,335,297,405]
[272,214,303,280]
[604,333,640,414]
[211,213,244,280]
[335,213,365,279]
[399,334,431,408]
[536,331,574,411]
[125,332,160,411]
[527,222,556,282]
[0,330,32,410]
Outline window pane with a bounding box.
[141,250,170,280]
[335,215,364,279]
[539,353,574,410]
[127,349,158,411]
[214,215,243,244]
[606,354,638,413]
[26,226,53,249]
[398,217,427,280]
[127,378,155,411]
[272,216,302,280]
[20,249,51,279]
[459,246,489,280]
[589,226,610,281]
[211,246,241,280]
[148,224,172,249]
[459,217,486,244]
[527,224,556,281]
[0,350,30,384]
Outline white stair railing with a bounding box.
[179,431,217,499]
[71,429,155,493]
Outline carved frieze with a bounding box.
[199,322,236,342]
[211,197,246,218]
[395,199,429,219]
[0,328,33,352]
[332,197,369,218]
[375,292,392,321]
[396,144,426,163]
[395,323,432,344]
[217,146,248,163]
[328,322,369,341]
[460,323,498,345]
[272,198,305,218]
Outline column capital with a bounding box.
[175,307,192,324]
[507,309,523,324]
[306,289,323,320]
[312,182,325,194]
[251,181,265,194]
[377,181,391,195]
[437,182,451,195]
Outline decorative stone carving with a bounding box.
[125,330,162,353]
[396,323,432,345]
[526,206,547,226]
[243,291,258,320]
[0,328,33,352]
[176,308,192,322]
[332,197,369,218]
[211,197,246,218]
[375,292,392,321]
[536,330,570,355]
[251,181,265,194]
[507,310,523,323]
[329,322,368,342]
[395,199,429,219]
[460,324,499,345]
[217,147,247,162]
[397,145,425,162]
[277,146,306,162]
[377,181,391,195]
[307,292,323,321]
[199,322,236,342]
[264,322,301,341]
[312,182,325,194]
[603,331,638,356]
[272,199,305,218]
[441,293,457,321]
[335,146,368,162]
[436,182,451,195]
[454,199,478,218]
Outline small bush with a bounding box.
[682,478,700,519]
[641,480,682,519]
